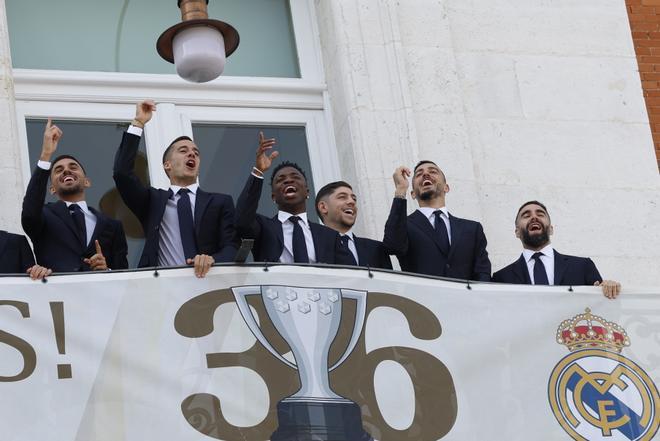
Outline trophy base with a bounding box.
[271,400,373,441]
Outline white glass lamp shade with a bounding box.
[172,25,226,83]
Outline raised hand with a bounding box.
[186,254,215,278]
[134,100,156,127]
[83,240,108,271]
[255,131,278,174]
[393,166,411,197]
[41,118,63,162]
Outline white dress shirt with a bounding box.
[342,230,359,265]
[417,206,452,245]
[36,161,97,246]
[522,244,555,285]
[277,211,316,263]
[157,183,199,267]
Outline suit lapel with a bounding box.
[0,232,8,260]
[447,214,463,261]
[271,215,285,252]
[409,210,449,255]
[194,189,212,236]
[353,236,365,266]
[514,254,531,284]
[86,208,106,253]
[553,250,569,285]
[51,201,85,247]
[157,189,171,227]
[309,222,323,260]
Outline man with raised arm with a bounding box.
[113,100,238,277]
[492,200,621,299]
[383,161,491,280]
[22,119,128,272]
[315,181,392,269]
[234,133,354,265]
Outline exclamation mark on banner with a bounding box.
[49,302,72,379]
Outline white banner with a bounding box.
[0,265,658,441]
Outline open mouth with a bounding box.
[61,175,76,184]
[185,159,196,169]
[343,208,355,216]
[422,179,434,186]
[284,185,298,196]
[528,222,543,232]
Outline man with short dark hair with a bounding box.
[22,119,128,272]
[315,181,392,269]
[113,100,238,277]
[234,133,354,265]
[383,161,491,280]
[492,201,621,298]
[0,230,51,279]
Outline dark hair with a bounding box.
[162,135,194,164]
[314,181,353,219]
[270,161,307,186]
[413,160,447,182]
[51,154,86,175]
[516,200,550,223]
[413,160,438,173]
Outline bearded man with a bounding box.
[22,119,128,272]
[492,201,621,299]
[383,161,491,281]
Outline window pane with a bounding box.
[192,124,316,220]
[8,0,300,78]
[25,119,149,268]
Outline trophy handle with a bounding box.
[329,289,367,371]
[231,286,297,369]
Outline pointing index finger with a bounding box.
[95,240,103,255]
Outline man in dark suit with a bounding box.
[315,181,392,269]
[492,200,621,298]
[383,161,491,281]
[0,230,51,279]
[22,120,128,272]
[234,133,354,265]
[113,100,238,277]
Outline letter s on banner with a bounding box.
[0,301,37,382]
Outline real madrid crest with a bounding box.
[548,308,660,441]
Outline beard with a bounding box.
[521,226,550,249]
[57,184,84,197]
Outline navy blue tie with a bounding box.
[289,216,309,263]
[177,188,197,260]
[532,252,549,285]
[340,235,358,265]
[69,204,87,247]
[433,210,450,254]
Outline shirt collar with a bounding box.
[418,206,449,221]
[522,244,554,262]
[342,229,355,241]
[170,183,199,198]
[278,211,309,227]
[64,200,90,214]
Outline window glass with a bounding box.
[8,0,300,78]
[25,119,149,268]
[191,124,316,220]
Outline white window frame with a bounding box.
[12,0,339,192]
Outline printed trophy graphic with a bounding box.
[232,285,373,441]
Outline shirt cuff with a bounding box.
[37,160,51,170]
[127,125,143,137]
[251,171,264,180]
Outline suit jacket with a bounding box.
[383,198,491,281]
[113,132,238,267]
[353,236,393,270]
[0,231,36,274]
[492,250,602,286]
[235,174,355,265]
[21,167,128,272]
